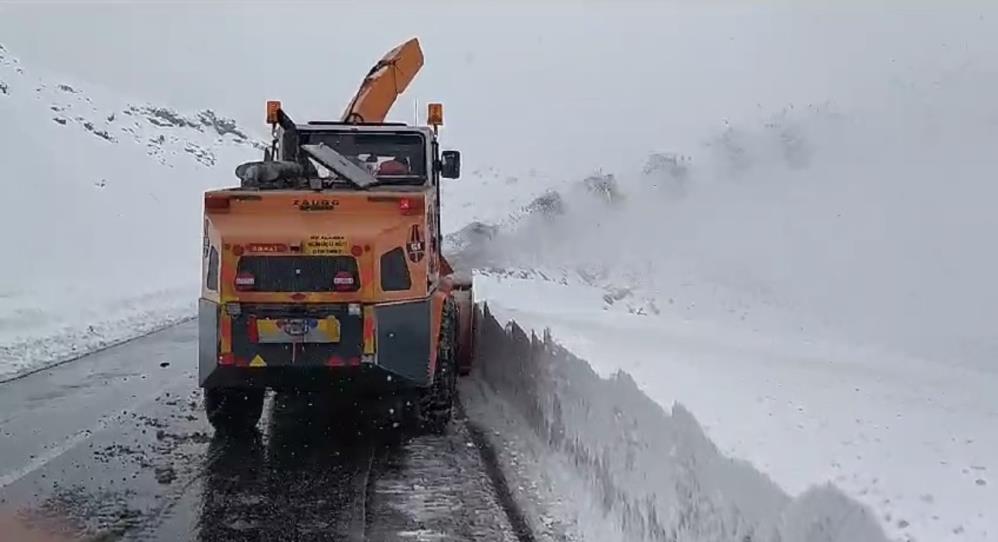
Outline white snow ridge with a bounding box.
[462,305,888,542]
[3,11,997,541]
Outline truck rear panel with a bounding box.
[199,189,445,391]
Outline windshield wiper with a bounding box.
[300,143,379,189]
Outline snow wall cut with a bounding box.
[469,303,889,542]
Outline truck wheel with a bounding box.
[204,387,265,433]
[419,299,458,434]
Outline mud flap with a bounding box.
[375,299,432,387]
[451,284,474,375]
[198,299,220,387]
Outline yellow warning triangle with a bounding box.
[249,355,267,367]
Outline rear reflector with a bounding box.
[247,243,288,253]
[327,355,345,367]
[363,305,376,355]
[235,272,255,290]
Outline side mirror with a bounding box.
[441,150,461,179]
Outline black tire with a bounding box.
[204,387,265,433]
[419,299,458,434]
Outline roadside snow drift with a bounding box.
[462,305,888,542]
[450,66,998,542]
[0,44,260,380]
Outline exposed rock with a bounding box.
[525,190,564,217]
[197,109,249,140]
[582,172,621,204]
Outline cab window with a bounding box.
[206,246,219,291]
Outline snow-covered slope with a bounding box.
[0,44,261,380]
[2,9,996,539]
[463,307,890,542]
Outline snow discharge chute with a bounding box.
[341,38,425,124]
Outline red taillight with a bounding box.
[235,271,255,291]
[326,355,345,367]
[350,245,363,257]
[205,195,230,211]
[399,197,421,215]
[232,244,245,257]
[333,271,355,291]
[247,316,258,343]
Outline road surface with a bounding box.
[0,321,522,541]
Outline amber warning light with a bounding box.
[427,103,443,127]
[267,100,281,124]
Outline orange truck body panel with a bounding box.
[202,190,436,306]
[198,36,473,394]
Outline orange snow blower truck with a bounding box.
[198,38,474,432]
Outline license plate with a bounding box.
[280,319,310,336]
[256,317,340,343]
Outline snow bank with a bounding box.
[0,45,260,380]
[463,304,887,542]
[449,65,998,540]
[474,275,998,542]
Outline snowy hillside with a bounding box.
[451,73,998,541]
[2,5,997,540]
[0,44,261,380]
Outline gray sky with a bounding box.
[4,2,994,177]
[2,1,997,361]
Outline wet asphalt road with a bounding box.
[0,321,519,541]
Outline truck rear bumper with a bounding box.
[198,298,433,390]
[200,365,413,394]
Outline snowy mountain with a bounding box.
[3,16,997,540]
[0,43,261,379]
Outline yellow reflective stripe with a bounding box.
[363,306,376,355]
[220,315,232,353]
